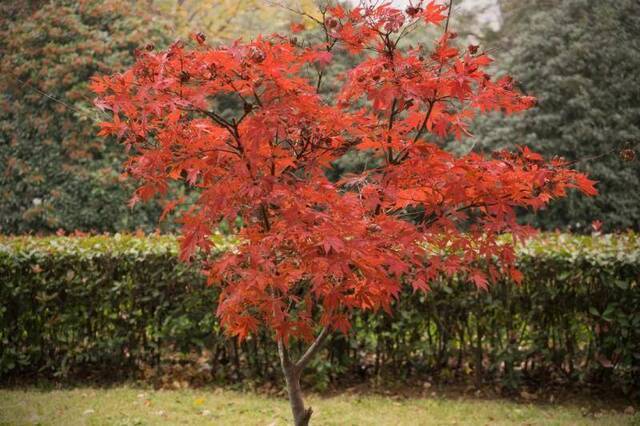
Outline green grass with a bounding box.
[0,386,634,425]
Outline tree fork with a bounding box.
[277,327,330,426]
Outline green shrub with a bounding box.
[0,0,173,234]
[1,233,638,395]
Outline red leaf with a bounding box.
[290,22,305,33]
[321,236,345,254]
[423,1,447,25]
[574,174,598,196]
[469,270,489,290]
[591,220,603,232]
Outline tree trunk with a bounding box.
[277,327,330,426]
[283,366,312,426]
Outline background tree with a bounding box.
[94,1,595,424]
[153,0,321,41]
[0,0,172,233]
[471,0,640,231]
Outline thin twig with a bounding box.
[4,71,107,118]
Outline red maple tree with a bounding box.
[92,1,596,424]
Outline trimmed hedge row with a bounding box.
[1,233,639,394]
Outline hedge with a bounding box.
[1,233,638,394]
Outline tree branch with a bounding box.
[295,326,330,371]
[398,0,456,161]
[412,99,435,145]
[277,338,293,372]
[386,98,398,164]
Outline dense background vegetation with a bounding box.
[2,234,638,396]
[471,0,640,232]
[1,0,638,234]
[0,0,174,234]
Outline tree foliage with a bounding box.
[473,0,640,231]
[93,1,595,423]
[0,0,172,234]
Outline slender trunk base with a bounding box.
[277,327,330,425]
[284,369,312,426]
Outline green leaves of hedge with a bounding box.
[0,233,638,394]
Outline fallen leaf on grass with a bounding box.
[520,390,538,401]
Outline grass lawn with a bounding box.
[0,386,634,425]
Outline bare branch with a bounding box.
[295,326,330,371]
[277,338,293,372]
[262,0,324,25]
[4,70,107,119]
